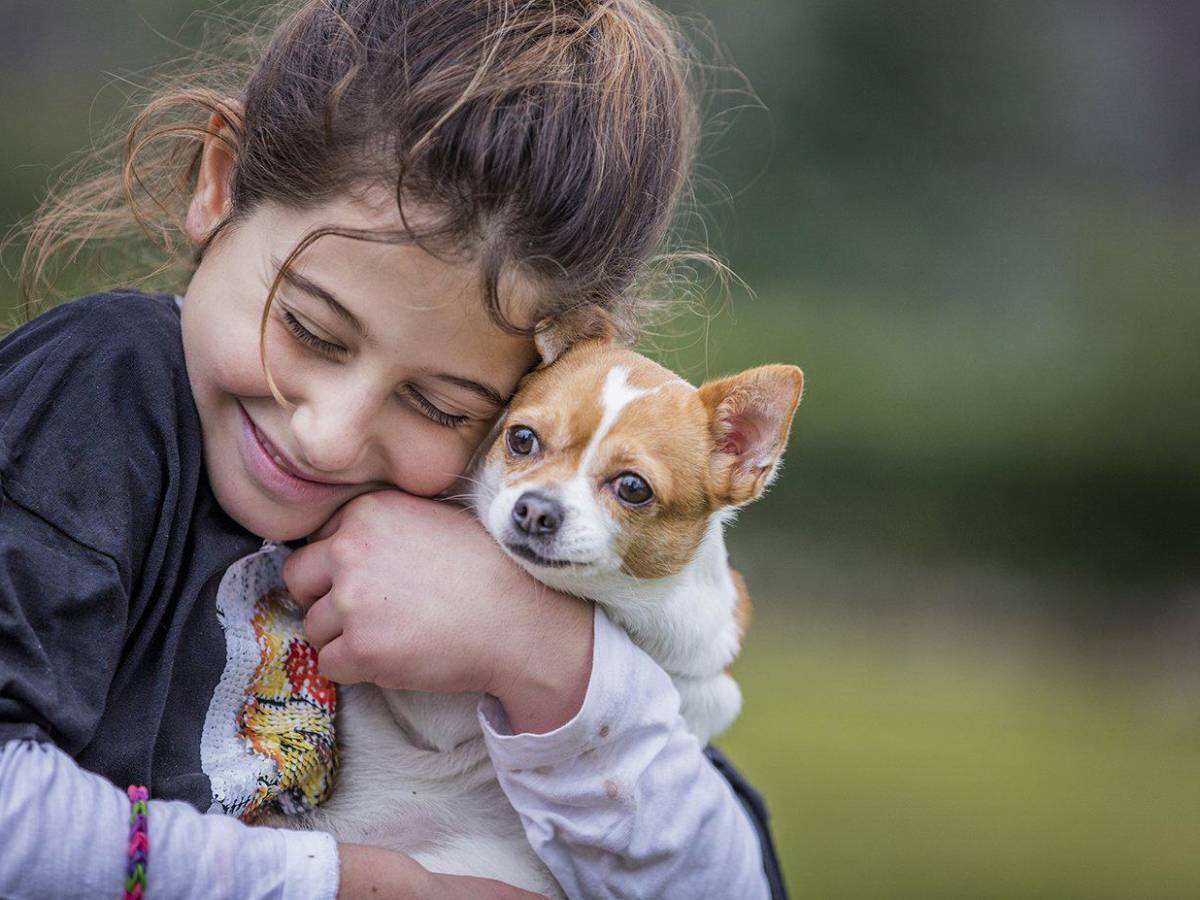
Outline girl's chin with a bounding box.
[218,482,335,542]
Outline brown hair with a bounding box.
[7,0,740,344]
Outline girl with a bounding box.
[0,1,784,898]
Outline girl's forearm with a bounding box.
[487,584,594,736]
[0,739,338,900]
[478,606,772,900]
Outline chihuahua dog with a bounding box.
[274,316,803,895]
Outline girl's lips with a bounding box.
[237,403,354,504]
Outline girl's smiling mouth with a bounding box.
[237,402,357,503]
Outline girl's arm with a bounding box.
[478,605,774,900]
[0,740,540,900]
[0,739,337,899]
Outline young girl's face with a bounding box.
[180,193,541,542]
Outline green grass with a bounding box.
[716,612,1200,899]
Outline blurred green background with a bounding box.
[2,1,1197,896]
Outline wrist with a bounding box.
[491,588,594,735]
[337,843,432,900]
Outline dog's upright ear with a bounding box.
[533,305,620,368]
[698,364,804,507]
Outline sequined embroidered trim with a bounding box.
[200,542,338,819]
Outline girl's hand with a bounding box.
[284,490,594,734]
[337,844,545,899]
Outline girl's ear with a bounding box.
[698,364,804,507]
[533,305,619,368]
[185,98,244,247]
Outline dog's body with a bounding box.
[273,333,803,895]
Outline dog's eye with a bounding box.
[614,472,654,506]
[506,425,540,456]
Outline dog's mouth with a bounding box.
[503,541,586,569]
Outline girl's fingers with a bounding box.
[312,635,359,684]
[283,540,334,609]
[303,593,342,649]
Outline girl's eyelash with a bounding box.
[402,386,471,428]
[282,308,347,357]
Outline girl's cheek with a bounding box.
[190,302,267,390]
[237,320,311,398]
[389,432,479,497]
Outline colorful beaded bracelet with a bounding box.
[124,784,149,900]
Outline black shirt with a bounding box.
[0,289,263,807]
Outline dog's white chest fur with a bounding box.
[281,684,564,894]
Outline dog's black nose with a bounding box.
[512,491,564,536]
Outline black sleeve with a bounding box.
[0,291,186,752]
[0,291,184,570]
[705,744,789,900]
[0,494,128,751]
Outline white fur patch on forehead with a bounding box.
[579,366,651,475]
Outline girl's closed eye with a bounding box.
[280,304,348,359]
[400,385,472,428]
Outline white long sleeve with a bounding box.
[0,739,339,900]
[478,605,772,900]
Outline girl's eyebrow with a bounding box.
[273,258,368,338]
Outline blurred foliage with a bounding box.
[658,0,1200,620]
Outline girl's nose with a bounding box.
[288,385,380,476]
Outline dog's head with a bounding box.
[471,315,804,589]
